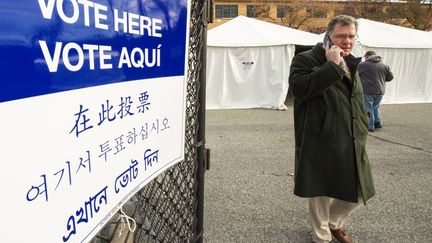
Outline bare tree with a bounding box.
[401,0,432,30]
[277,0,310,29]
[242,0,432,31]
[248,0,310,29]
[355,0,432,30]
[337,0,386,21]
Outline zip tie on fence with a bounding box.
[117,206,137,239]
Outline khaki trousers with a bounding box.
[309,192,363,243]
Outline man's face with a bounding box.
[329,23,357,57]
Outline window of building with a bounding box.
[247,5,257,18]
[306,7,326,18]
[277,5,294,18]
[247,5,269,18]
[215,5,238,18]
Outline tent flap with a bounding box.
[206,45,295,110]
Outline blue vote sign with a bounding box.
[0,0,188,102]
[0,0,191,242]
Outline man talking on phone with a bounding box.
[288,15,375,243]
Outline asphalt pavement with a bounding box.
[203,103,432,243]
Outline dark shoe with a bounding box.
[368,129,375,132]
[330,228,353,243]
[375,123,382,129]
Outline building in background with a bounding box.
[210,0,431,33]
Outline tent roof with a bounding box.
[357,18,432,48]
[207,16,320,47]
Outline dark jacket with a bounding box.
[289,43,375,204]
[358,55,393,95]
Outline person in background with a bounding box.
[358,51,394,132]
[288,15,375,243]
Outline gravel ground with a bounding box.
[203,103,432,243]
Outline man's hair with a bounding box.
[364,51,376,58]
[327,15,358,34]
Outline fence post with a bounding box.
[195,0,209,242]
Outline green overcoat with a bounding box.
[289,44,375,204]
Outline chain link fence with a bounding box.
[90,0,208,242]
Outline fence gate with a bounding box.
[90,0,209,242]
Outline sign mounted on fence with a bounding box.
[0,0,191,242]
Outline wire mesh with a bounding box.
[89,0,207,242]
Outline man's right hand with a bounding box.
[324,43,344,65]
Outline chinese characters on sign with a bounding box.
[70,91,151,137]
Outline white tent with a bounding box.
[206,16,320,110]
[353,19,432,104]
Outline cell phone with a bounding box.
[323,34,333,48]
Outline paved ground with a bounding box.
[203,103,432,243]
